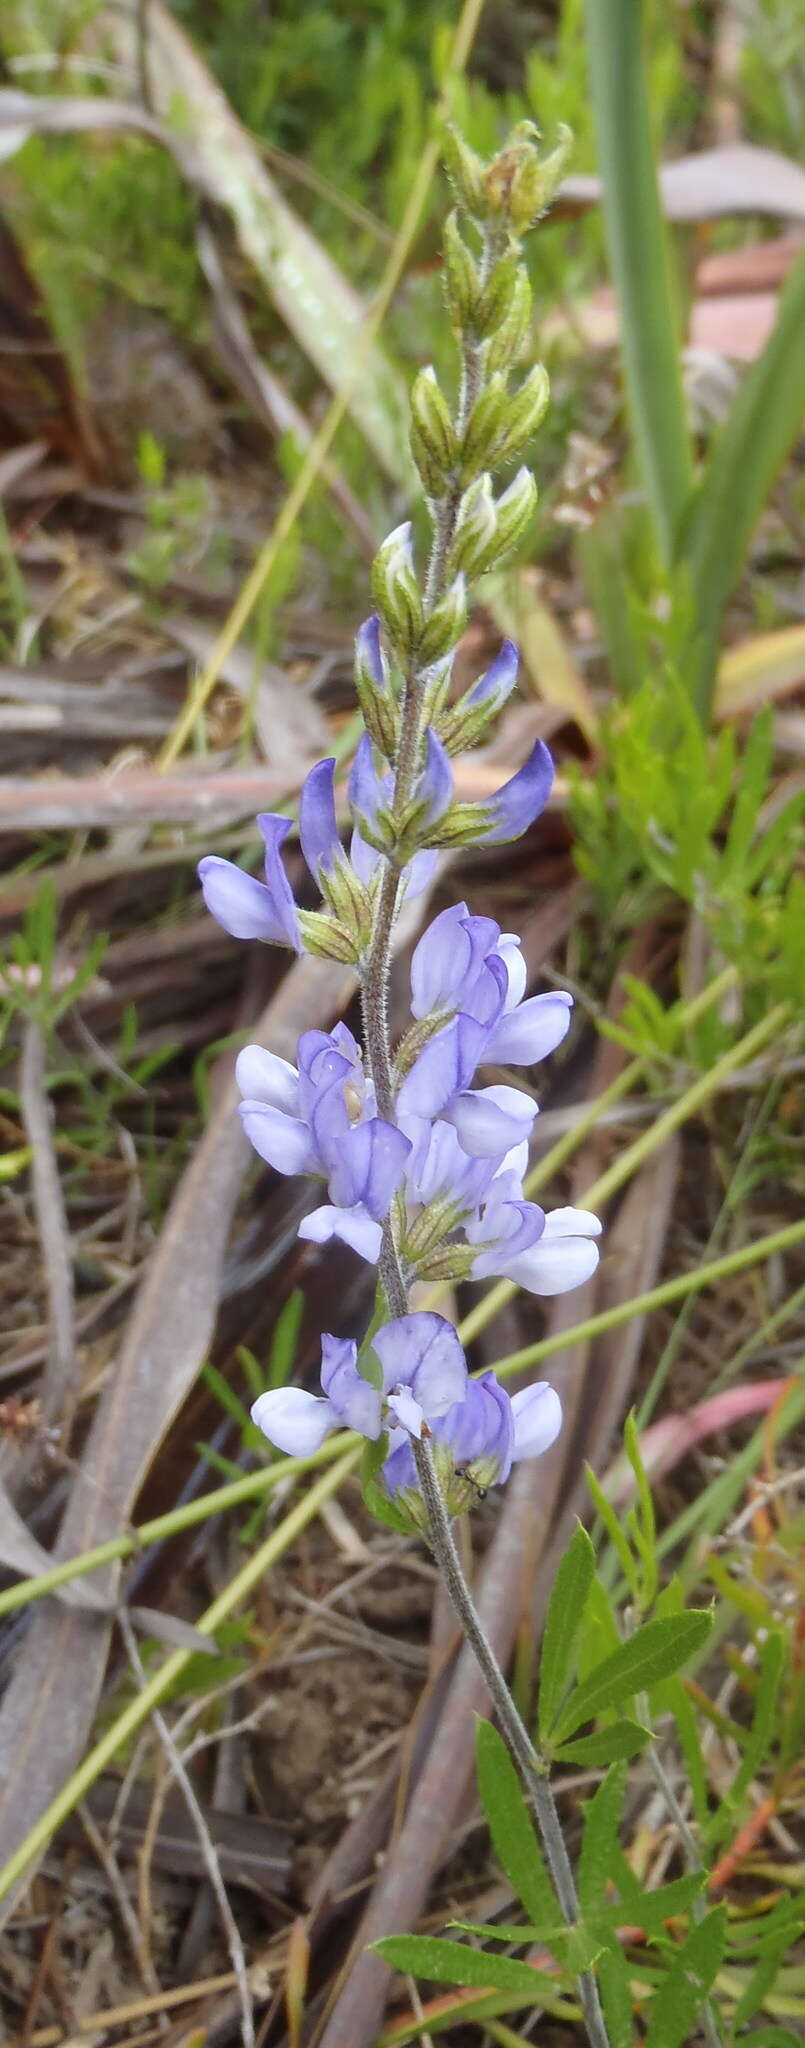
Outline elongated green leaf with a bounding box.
[598,1945,635,2048]
[554,1721,651,1767]
[586,1462,639,1598]
[537,1523,596,1740]
[578,1765,625,1917]
[475,1720,555,1927]
[721,1631,785,1826]
[681,253,805,719]
[644,1908,727,2048]
[585,0,692,564]
[554,1612,712,1741]
[447,1918,604,1973]
[373,1935,558,1998]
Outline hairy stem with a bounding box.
[411,1435,611,2048]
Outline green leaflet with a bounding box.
[553,1611,712,1742]
[537,1521,596,1740]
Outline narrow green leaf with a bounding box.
[735,2031,802,2048]
[554,1721,651,1767]
[554,1612,712,1741]
[681,253,805,718]
[475,1720,555,1927]
[598,1944,634,2048]
[201,1362,253,1433]
[644,1907,727,2048]
[585,0,692,564]
[586,1464,639,1598]
[725,1632,785,1819]
[733,1943,795,2032]
[623,1409,658,1608]
[373,1935,559,1998]
[659,1676,709,1831]
[446,1918,603,1972]
[537,1522,596,1740]
[578,1765,625,1918]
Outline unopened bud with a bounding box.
[487,267,533,374]
[495,362,550,464]
[442,126,487,217]
[417,573,467,668]
[318,854,374,950]
[446,474,498,580]
[442,210,481,330]
[370,521,423,661]
[494,465,538,553]
[459,373,509,480]
[475,246,521,339]
[354,616,399,758]
[410,366,456,497]
[509,123,573,228]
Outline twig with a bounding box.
[118,1608,255,2048]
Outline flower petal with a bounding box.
[256,813,302,948]
[486,990,573,1066]
[398,1013,487,1120]
[465,638,519,713]
[319,1333,383,1438]
[372,1312,467,1416]
[251,1387,335,1455]
[348,734,389,846]
[299,758,341,881]
[542,1207,603,1239]
[298,1203,383,1264]
[239,1102,317,1175]
[410,903,472,1019]
[511,1382,563,1459]
[326,1118,410,1220]
[386,1388,426,1437]
[476,738,554,845]
[444,1084,538,1158]
[198,857,288,943]
[502,1233,600,1296]
[235,1045,299,1114]
[355,614,387,691]
[417,727,454,828]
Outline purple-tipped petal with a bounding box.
[400,847,439,899]
[235,1045,299,1114]
[348,734,389,843]
[319,1333,383,1438]
[410,903,472,1018]
[198,857,290,944]
[239,1101,317,1176]
[355,614,387,690]
[511,1382,563,1459]
[476,738,554,845]
[418,727,454,828]
[298,1203,383,1263]
[435,1371,515,1482]
[251,1386,335,1456]
[299,758,341,881]
[386,1388,426,1437]
[444,1084,537,1158]
[465,638,519,711]
[256,813,302,948]
[372,1312,467,1417]
[486,990,573,1066]
[398,1013,487,1120]
[501,1209,601,1296]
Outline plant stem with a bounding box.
[411,1435,611,2048]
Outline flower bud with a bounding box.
[509,123,573,229]
[475,246,521,339]
[459,373,509,480]
[486,267,533,374]
[442,210,481,330]
[370,521,423,662]
[417,573,468,668]
[297,907,360,964]
[493,465,538,553]
[442,126,487,218]
[420,653,454,726]
[446,474,498,580]
[354,614,399,758]
[437,638,520,756]
[318,853,374,952]
[409,366,457,497]
[494,362,550,464]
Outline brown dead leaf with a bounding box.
[560,143,805,222]
[715,623,805,717]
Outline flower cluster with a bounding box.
[198,120,598,1526]
[251,1310,562,1527]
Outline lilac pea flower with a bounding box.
[496,1206,602,1296]
[251,1332,383,1455]
[300,1117,412,1263]
[414,728,454,830]
[510,1381,563,1458]
[372,1312,468,1438]
[298,757,343,883]
[465,1171,546,1279]
[355,614,388,692]
[403,1116,496,1213]
[348,734,390,851]
[442,1083,538,1159]
[410,903,509,1026]
[382,1365,563,1516]
[397,1012,489,1121]
[199,813,301,949]
[484,989,572,1067]
[460,737,554,845]
[350,830,438,902]
[463,638,519,717]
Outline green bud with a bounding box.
[442,210,481,330]
[403,1195,465,1261]
[475,245,521,339]
[509,123,573,229]
[297,908,360,964]
[495,362,550,464]
[446,474,498,581]
[354,664,398,760]
[370,521,423,662]
[319,854,374,951]
[416,1242,475,1281]
[442,125,487,217]
[419,653,454,726]
[459,372,509,480]
[394,1007,453,1078]
[410,366,457,497]
[437,695,499,757]
[417,572,467,667]
[486,267,533,374]
[493,465,538,553]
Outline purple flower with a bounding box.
[348,727,453,853]
[463,638,519,716]
[457,737,554,845]
[199,813,301,949]
[464,1170,546,1279]
[409,905,573,1067]
[492,1205,602,1295]
[382,1363,563,1519]
[250,1311,468,1457]
[236,1026,410,1264]
[298,757,343,883]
